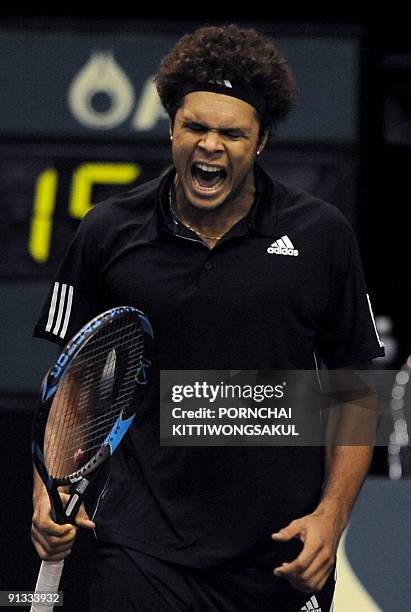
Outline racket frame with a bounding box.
[32,305,153,524]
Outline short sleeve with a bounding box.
[317,218,385,368]
[33,209,104,345]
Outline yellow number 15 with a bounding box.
[28,162,140,263]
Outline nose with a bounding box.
[198,130,224,154]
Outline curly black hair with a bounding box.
[155,24,297,137]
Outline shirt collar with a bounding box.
[144,168,175,241]
[246,164,279,237]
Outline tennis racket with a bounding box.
[30,306,153,612]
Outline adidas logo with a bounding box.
[207,78,232,88]
[300,594,321,611]
[267,235,299,256]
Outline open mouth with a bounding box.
[191,162,227,191]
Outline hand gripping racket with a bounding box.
[30,306,153,612]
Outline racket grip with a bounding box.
[30,560,64,612]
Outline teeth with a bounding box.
[195,163,223,173]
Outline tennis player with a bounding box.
[32,24,384,611]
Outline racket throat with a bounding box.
[64,478,91,520]
[49,478,91,524]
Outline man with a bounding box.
[32,24,384,611]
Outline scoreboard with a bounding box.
[0,143,172,279]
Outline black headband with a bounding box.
[178,80,267,115]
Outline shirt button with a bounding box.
[204,261,212,270]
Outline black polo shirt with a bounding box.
[33,165,384,568]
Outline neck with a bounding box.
[172,173,256,242]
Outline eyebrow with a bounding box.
[180,117,251,136]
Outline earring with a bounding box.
[256,149,261,156]
[170,135,173,141]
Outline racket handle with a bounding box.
[30,560,64,612]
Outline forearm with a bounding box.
[33,370,79,505]
[316,443,373,527]
[316,368,378,524]
[33,466,47,503]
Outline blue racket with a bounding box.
[31,306,153,611]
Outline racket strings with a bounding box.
[74,341,144,419]
[48,357,141,475]
[66,337,144,424]
[45,315,146,479]
[59,381,144,453]
[57,363,145,460]
[70,336,145,407]
[64,363,142,439]
[71,321,142,436]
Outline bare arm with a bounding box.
[317,375,378,523]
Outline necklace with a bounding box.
[169,187,224,241]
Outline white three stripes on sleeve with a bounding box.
[45,282,74,339]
